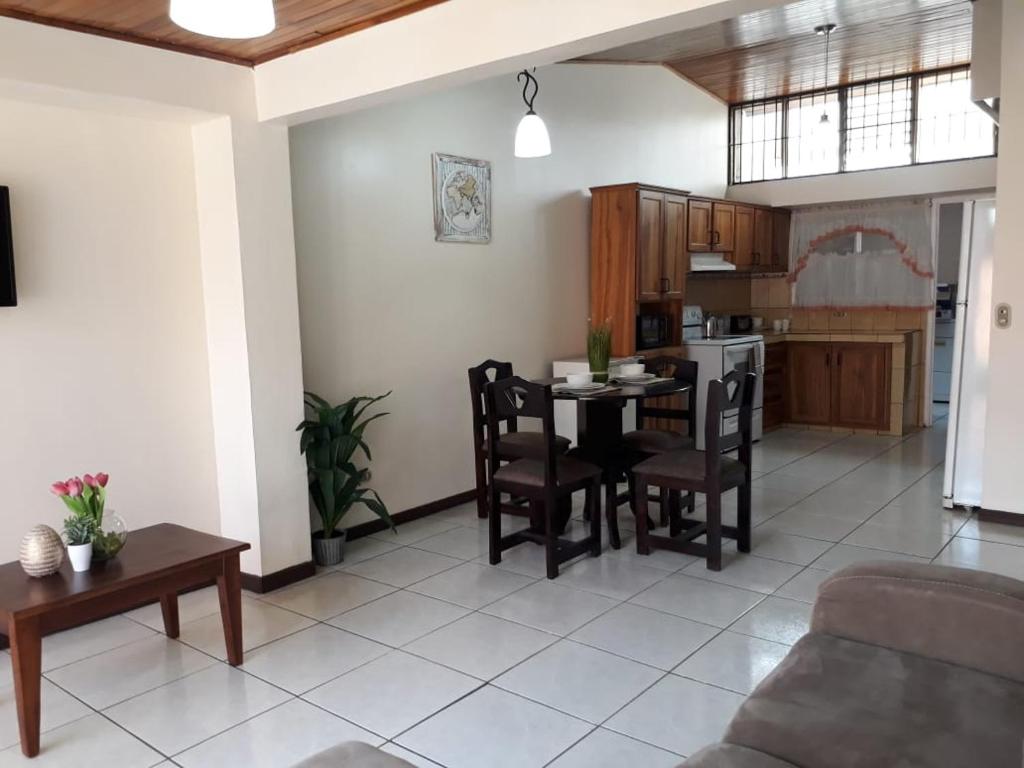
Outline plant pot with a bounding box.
[312,530,347,567]
[67,542,93,573]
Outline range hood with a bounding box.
[971,0,1001,126]
[690,253,737,272]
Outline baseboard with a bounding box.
[978,508,1024,527]
[240,559,317,594]
[346,489,476,541]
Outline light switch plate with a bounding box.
[996,303,1011,329]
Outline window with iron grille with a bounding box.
[729,66,996,184]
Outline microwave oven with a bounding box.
[636,313,670,350]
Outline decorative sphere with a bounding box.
[19,524,65,577]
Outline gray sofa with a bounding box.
[297,562,1024,768]
[685,561,1024,768]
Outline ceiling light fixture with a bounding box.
[815,23,837,125]
[514,69,552,158]
[169,0,276,39]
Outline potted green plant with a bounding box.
[588,318,613,382]
[297,391,394,566]
[63,513,96,572]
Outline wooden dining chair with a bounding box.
[485,376,602,579]
[622,356,698,455]
[469,359,570,518]
[620,356,699,532]
[630,370,756,571]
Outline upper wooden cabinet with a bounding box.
[720,204,778,270]
[634,189,689,302]
[662,195,688,300]
[637,190,665,302]
[754,208,773,267]
[771,209,791,271]
[687,199,712,251]
[688,199,737,254]
[590,183,691,355]
[711,202,735,253]
[733,206,755,268]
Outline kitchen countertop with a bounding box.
[760,330,916,345]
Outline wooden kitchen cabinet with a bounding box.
[635,189,689,302]
[662,194,688,299]
[687,199,713,251]
[637,190,666,302]
[754,208,773,268]
[787,342,832,425]
[763,342,788,429]
[733,206,755,268]
[771,209,791,272]
[787,341,891,430]
[831,343,891,429]
[712,202,735,253]
[590,183,691,355]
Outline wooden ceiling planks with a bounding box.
[0,0,447,66]
[577,0,973,104]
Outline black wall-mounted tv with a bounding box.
[0,186,15,307]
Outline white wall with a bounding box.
[728,158,997,208]
[982,0,1024,516]
[0,97,220,561]
[290,63,727,524]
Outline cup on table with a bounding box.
[772,319,784,333]
[781,318,791,332]
[619,363,645,377]
[566,372,594,387]
[752,317,764,330]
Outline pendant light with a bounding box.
[170,0,276,39]
[514,69,552,158]
[814,24,837,125]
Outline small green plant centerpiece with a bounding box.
[51,473,127,567]
[297,391,395,566]
[62,513,97,573]
[587,318,613,383]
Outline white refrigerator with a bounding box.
[943,199,996,509]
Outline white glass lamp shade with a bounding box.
[515,112,551,158]
[170,0,276,39]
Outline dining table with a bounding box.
[535,376,693,547]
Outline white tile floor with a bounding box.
[6,417,1023,767]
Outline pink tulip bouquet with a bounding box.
[51,473,125,560]
[52,473,109,527]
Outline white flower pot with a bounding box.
[67,542,93,573]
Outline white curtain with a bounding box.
[789,200,934,309]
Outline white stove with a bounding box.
[681,306,764,449]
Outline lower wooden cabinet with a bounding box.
[763,342,788,429]
[830,343,892,429]
[786,342,891,430]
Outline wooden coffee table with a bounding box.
[0,523,250,757]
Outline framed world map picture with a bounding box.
[432,153,491,243]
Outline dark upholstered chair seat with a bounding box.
[720,632,1024,768]
[621,429,694,455]
[494,456,601,490]
[484,431,570,458]
[632,449,746,490]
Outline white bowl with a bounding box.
[619,363,645,377]
[566,372,594,387]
